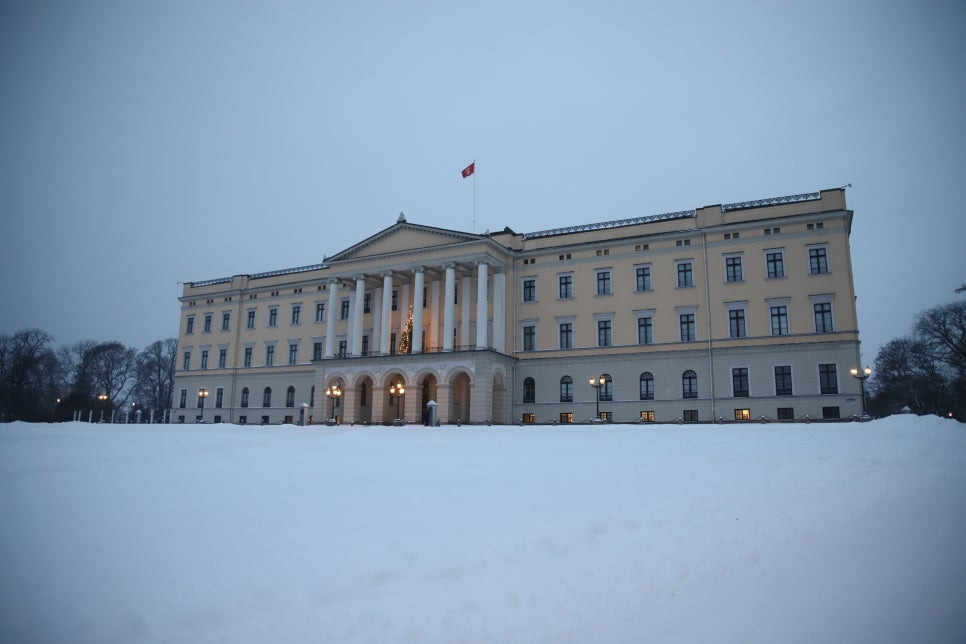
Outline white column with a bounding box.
[325,279,338,358]
[493,270,506,353]
[412,268,425,353]
[460,275,472,348]
[380,273,393,355]
[430,279,441,350]
[475,261,489,349]
[443,264,456,352]
[351,276,365,356]
[372,286,383,354]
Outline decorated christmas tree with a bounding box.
[398,305,414,355]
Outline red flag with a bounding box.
[461,162,475,178]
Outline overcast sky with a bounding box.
[2,0,964,362]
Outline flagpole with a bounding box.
[473,160,477,233]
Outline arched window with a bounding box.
[286,386,295,407]
[682,370,697,399]
[241,387,249,408]
[640,372,654,400]
[263,386,272,408]
[560,376,573,402]
[523,377,535,404]
[600,373,613,401]
[310,386,315,407]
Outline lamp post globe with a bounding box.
[589,375,607,421]
[849,366,872,417]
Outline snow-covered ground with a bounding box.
[1,416,964,644]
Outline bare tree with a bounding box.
[0,329,58,421]
[134,338,177,412]
[86,341,138,409]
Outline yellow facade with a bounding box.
[173,188,863,425]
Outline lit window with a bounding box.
[734,409,751,421]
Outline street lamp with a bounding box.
[98,393,108,422]
[325,384,342,423]
[588,375,606,422]
[197,388,208,423]
[849,366,872,417]
[389,381,406,422]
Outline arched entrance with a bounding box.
[384,372,407,424]
[419,373,438,425]
[450,371,471,423]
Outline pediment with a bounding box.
[328,223,483,262]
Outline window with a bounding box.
[247,310,256,329]
[725,256,743,282]
[182,351,191,371]
[263,387,272,408]
[218,348,227,369]
[243,347,252,367]
[777,407,794,420]
[819,364,838,394]
[313,342,323,361]
[640,372,654,400]
[340,300,349,320]
[523,377,535,403]
[268,307,278,327]
[640,410,655,422]
[204,315,212,333]
[597,320,612,347]
[558,274,573,299]
[522,413,536,424]
[200,350,209,370]
[186,317,194,334]
[179,389,187,408]
[814,302,834,333]
[222,312,230,331]
[596,270,612,295]
[338,340,347,357]
[677,262,694,288]
[809,247,829,274]
[523,278,536,302]
[683,370,698,399]
[266,345,275,366]
[310,386,315,407]
[215,388,224,408]
[680,313,696,342]
[560,376,573,402]
[291,305,301,325]
[422,286,428,308]
[637,316,654,344]
[775,366,793,396]
[289,344,298,365]
[389,333,396,355]
[729,309,746,339]
[734,409,751,421]
[362,335,369,356]
[770,306,789,336]
[363,293,371,314]
[286,386,295,408]
[823,406,840,419]
[522,325,536,352]
[683,409,699,422]
[315,302,325,323]
[766,251,785,279]
[732,368,749,397]
[560,412,574,424]
[599,374,613,401]
[635,266,652,292]
[391,289,398,311]
[559,322,573,349]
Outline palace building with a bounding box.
[172,187,863,425]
